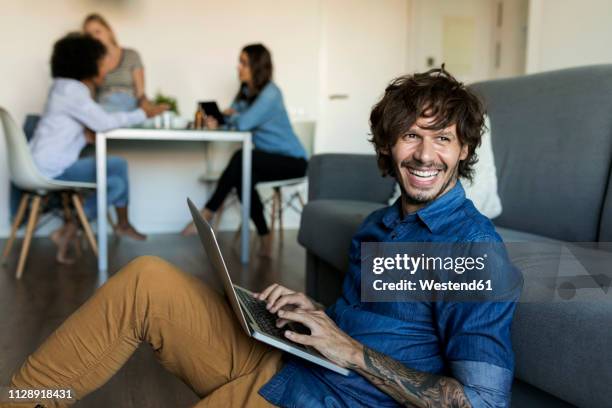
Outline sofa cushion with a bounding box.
[512,301,612,408]
[496,226,558,242]
[597,172,612,241]
[471,65,612,242]
[497,227,612,407]
[298,200,384,271]
[307,154,396,203]
[463,114,503,219]
[511,380,575,408]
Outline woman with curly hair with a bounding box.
[29,33,166,262]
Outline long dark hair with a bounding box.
[235,43,273,104]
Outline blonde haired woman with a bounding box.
[83,13,152,112]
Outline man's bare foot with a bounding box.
[51,223,78,264]
[258,233,273,258]
[181,208,214,236]
[116,224,147,241]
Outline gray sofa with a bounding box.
[298,65,612,408]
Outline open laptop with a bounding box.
[187,198,350,376]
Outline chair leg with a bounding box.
[72,193,98,256]
[270,189,278,240]
[2,194,30,265]
[61,193,72,221]
[277,188,284,244]
[15,195,42,279]
[214,202,225,230]
[297,191,305,208]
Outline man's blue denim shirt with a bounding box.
[260,182,518,407]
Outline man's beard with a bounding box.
[398,159,459,206]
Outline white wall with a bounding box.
[410,0,496,83]
[526,0,612,73]
[0,0,411,236]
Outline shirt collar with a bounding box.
[381,181,467,234]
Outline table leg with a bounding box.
[241,136,252,263]
[96,133,108,284]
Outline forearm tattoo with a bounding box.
[354,346,472,408]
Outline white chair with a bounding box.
[0,107,98,279]
[257,120,315,243]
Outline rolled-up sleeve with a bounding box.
[450,360,514,408]
[436,299,517,408]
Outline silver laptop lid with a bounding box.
[187,198,251,335]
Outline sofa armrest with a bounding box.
[307,154,396,203]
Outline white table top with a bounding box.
[99,127,250,142]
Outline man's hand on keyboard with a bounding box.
[276,309,363,369]
[254,284,323,327]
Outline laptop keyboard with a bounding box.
[235,287,287,339]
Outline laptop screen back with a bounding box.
[187,198,251,335]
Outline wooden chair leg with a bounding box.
[270,189,278,240]
[72,193,98,256]
[61,193,72,221]
[277,188,284,244]
[214,202,225,230]
[2,193,30,265]
[15,195,41,279]
[297,191,305,208]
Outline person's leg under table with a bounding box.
[4,256,281,408]
[56,156,145,241]
[236,150,307,236]
[55,156,124,220]
[200,149,306,255]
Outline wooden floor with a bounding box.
[0,230,305,407]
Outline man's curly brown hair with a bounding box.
[369,66,485,182]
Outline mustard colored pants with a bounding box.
[3,256,282,407]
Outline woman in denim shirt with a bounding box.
[182,44,307,257]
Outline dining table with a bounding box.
[95,126,252,284]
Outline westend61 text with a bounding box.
[373,279,493,291]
